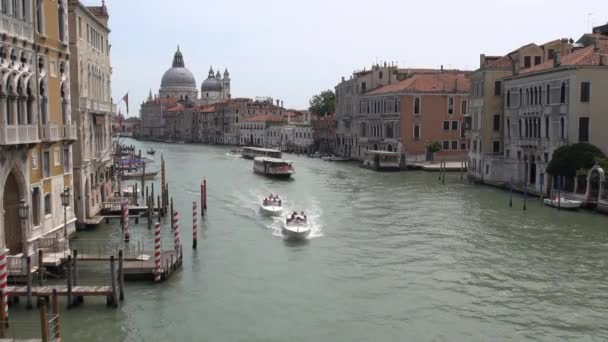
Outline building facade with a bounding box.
[1,0,78,256]
[311,113,336,155]
[498,37,608,194]
[68,0,113,226]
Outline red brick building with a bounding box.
[311,113,336,154]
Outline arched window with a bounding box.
[518,119,522,137]
[525,88,529,105]
[519,89,523,107]
[507,118,511,138]
[560,82,566,103]
[560,117,565,139]
[534,87,538,105]
[6,84,13,125]
[58,0,65,42]
[26,83,33,124]
[414,97,420,114]
[16,82,23,125]
[546,84,551,104]
[506,90,511,107]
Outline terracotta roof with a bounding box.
[167,103,184,112]
[366,72,470,95]
[198,105,215,113]
[487,55,513,68]
[521,40,608,74]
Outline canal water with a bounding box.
[10,139,608,341]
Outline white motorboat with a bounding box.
[282,215,311,241]
[543,197,583,210]
[260,198,283,216]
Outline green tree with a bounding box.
[309,90,335,116]
[426,141,442,161]
[546,143,606,177]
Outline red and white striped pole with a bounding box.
[122,199,130,242]
[172,208,180,253]
[192,201,198,249]
[154,222,161,282]
[0,248,8,321]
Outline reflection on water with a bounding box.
[9,139,608,341]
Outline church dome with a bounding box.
[160,47,197,88]
[201,67,223,92]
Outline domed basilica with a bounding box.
[159,46,231,105]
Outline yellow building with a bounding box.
[0,0,76,257]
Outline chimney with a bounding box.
[341,76,345,82]
[554,52,561,67]
[454,78,459,91]
[594,37,600,52]
[440,65,444,72]
[480,54,486,68]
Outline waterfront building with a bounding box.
[467,39,573,182]
[266,123,313,152]
[496,35,608,194]
[139,94,177,140]
[311,113,336,154]
[239,115,283,146]
[365,70,470,162]
[0,0,78,256]
[68,0,114,226]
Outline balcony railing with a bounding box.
[61,124,77,140]
[79,98,113,114]
[40,123,60,142]
[0,124,39,145]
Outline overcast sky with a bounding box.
[82,0,606,115]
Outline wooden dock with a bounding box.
[6,285,112,297]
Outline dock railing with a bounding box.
[70,238,143,261]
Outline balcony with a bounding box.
[519,138,540,149]
[79,98,112,115]
[40,123,60,142]
[0,124,39,145]
[61,124,77,141]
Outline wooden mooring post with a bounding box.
[40,300,49,342]
[66,255,72,309]
[52,289,61,340]
[109,256,118,308]
[118,250,125,301]
[73,250,82,305]
[26,256,32,309]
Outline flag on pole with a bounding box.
[122,93,129,114]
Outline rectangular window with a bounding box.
[53,147,60,166]
[493,115,500,131]
[580,82,590,102]
[443,141,450,150]
[451,121,458,131]
[493,141,500,153]
[78,17,82,38]
[43,151,50,178]
[44,193,51,216]
[414,123,420,141]
[534,56,542,65]
[443,121,450,131]
[461,100,467,115]
[448,97,454,114]
[414,98,420,115]
[545,117,549,138]
[451,140,458,150]
[494,81,501,96]
[31,187,40,226]
[544,153,549,163]
[361,82,366,93]
[460,143,466,150]
[506,149,510,158]
[63,147,70,173]
[524,56,531,68]
[579,117,589,142]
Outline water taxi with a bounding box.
[282,213,310,240]
[260,195,283,216]
[241,147,282,160]
[122,170,159,180]
[253,157,294,179]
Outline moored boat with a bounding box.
[147,148,156,155]
[253,157,294,179]
[543,197,582,210]
[282,214,311,240]
[122,170,159,180]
